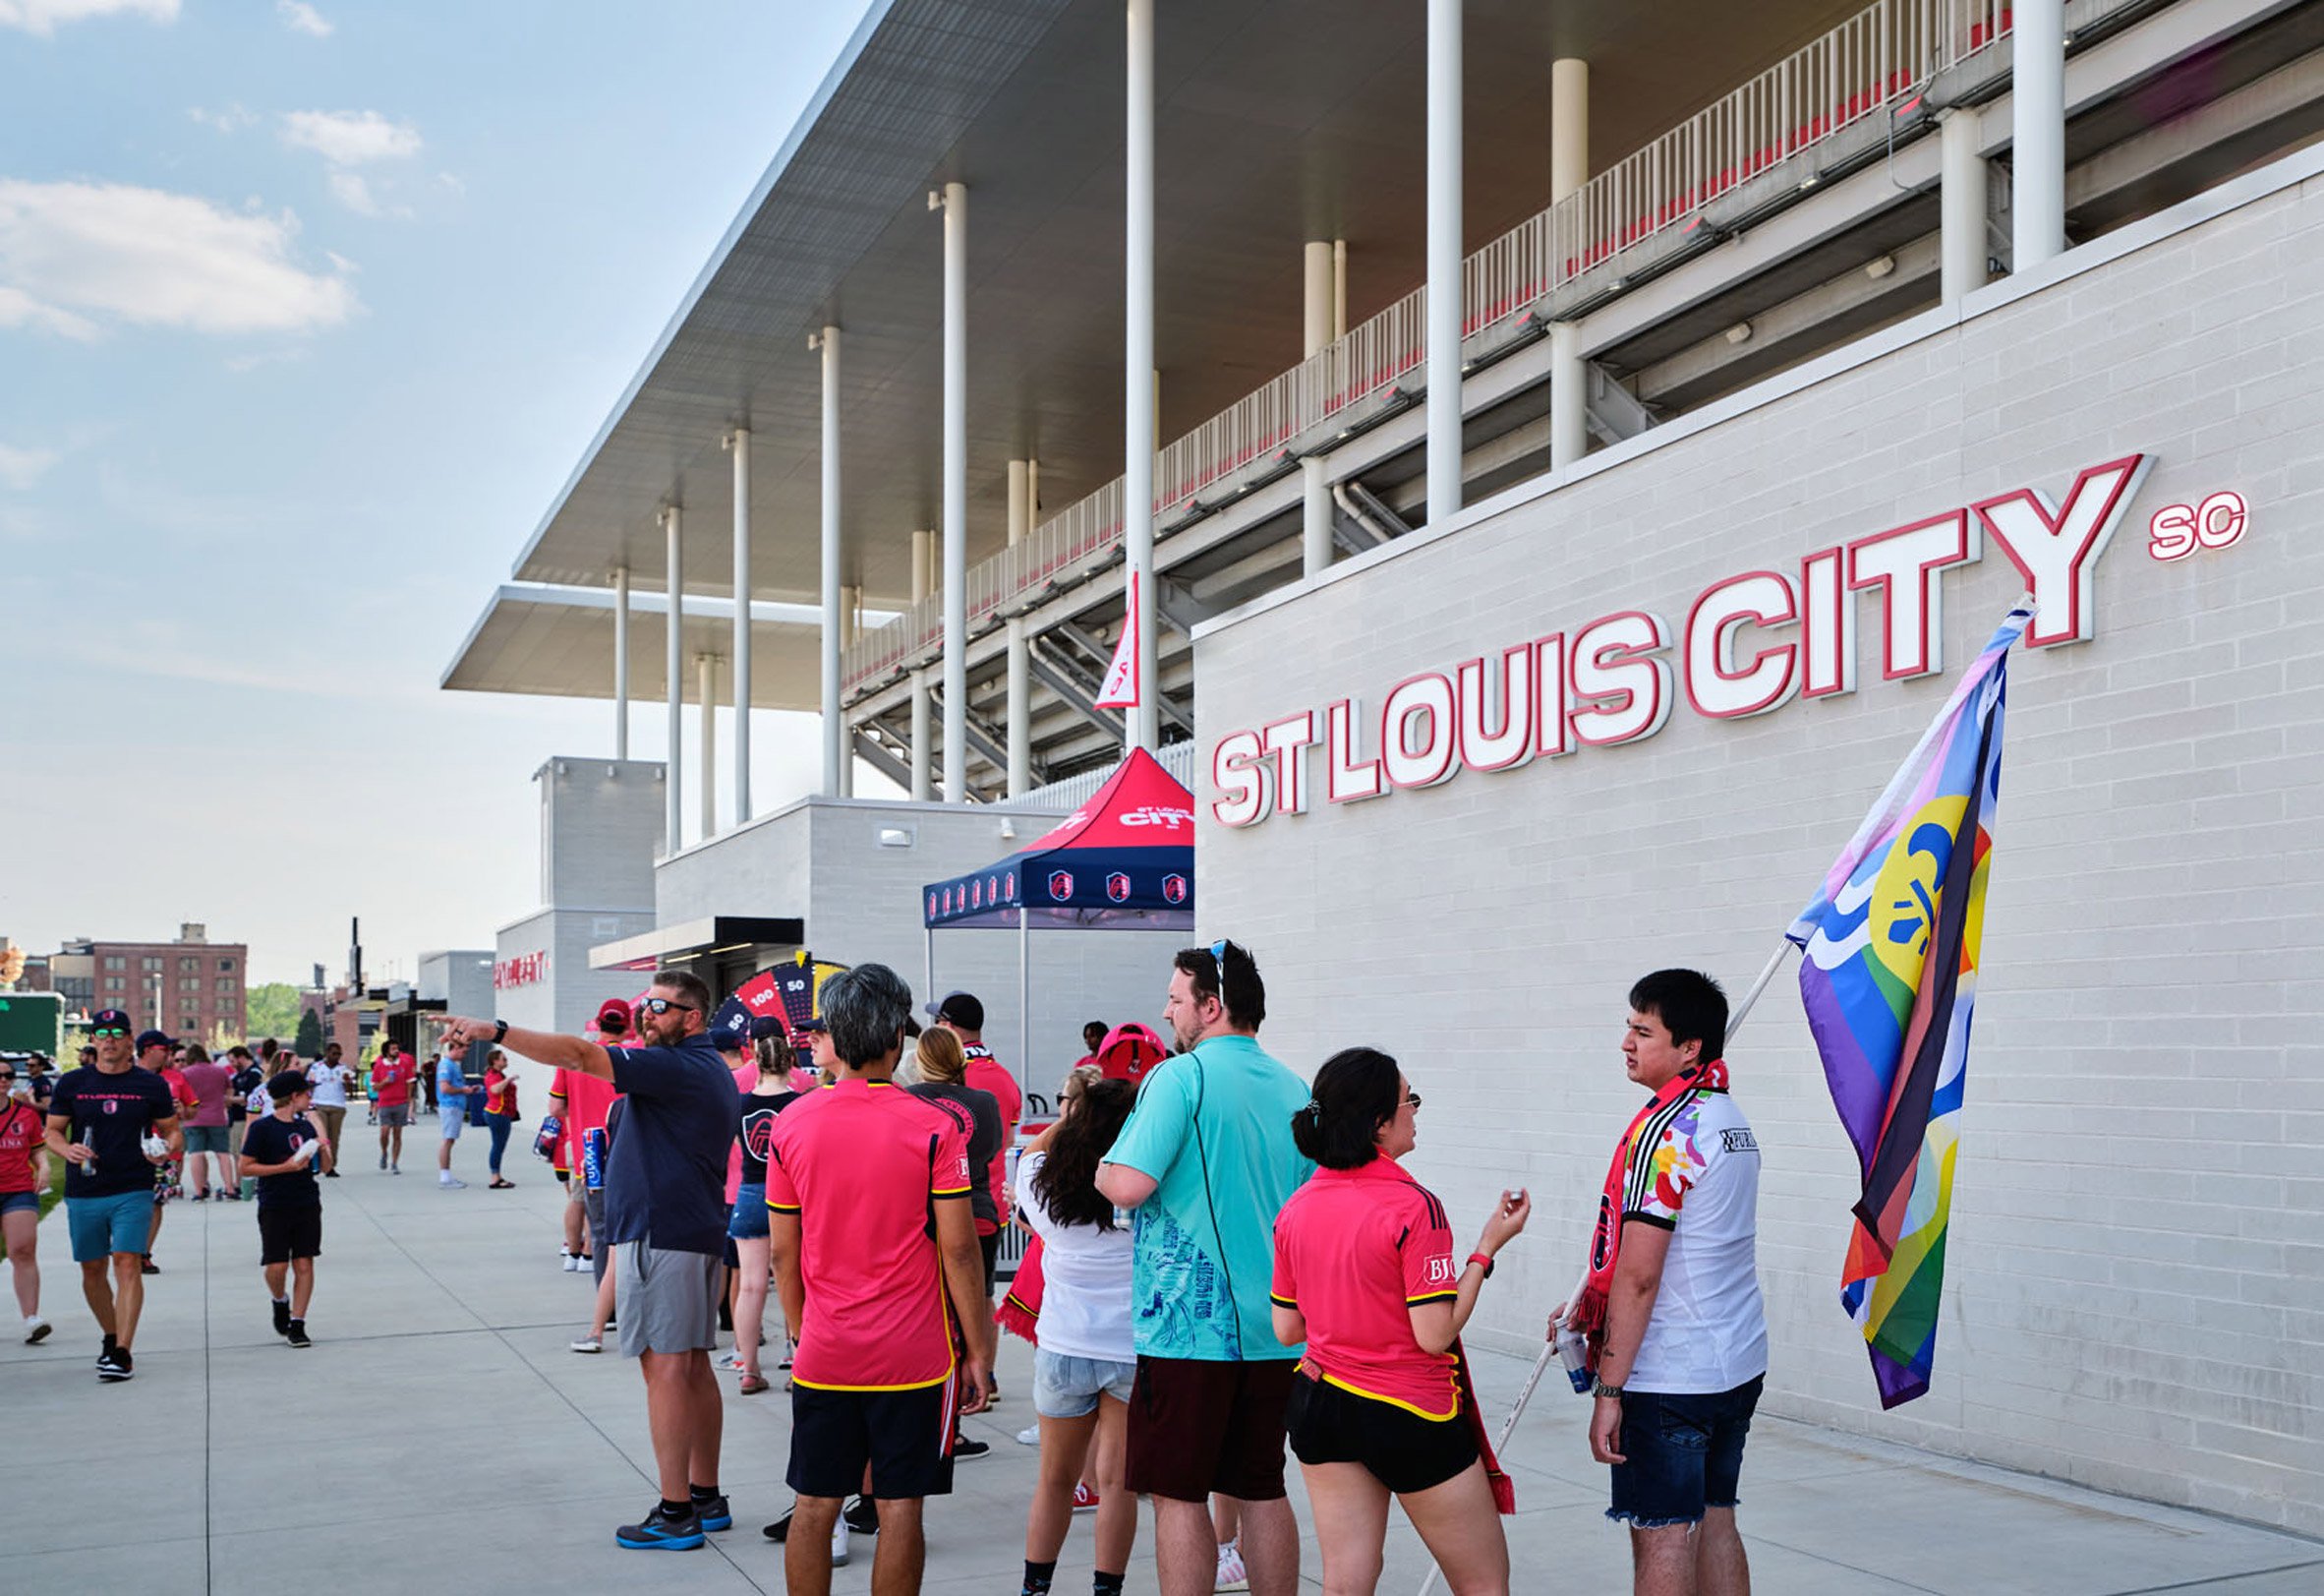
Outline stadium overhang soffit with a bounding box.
[511,0,1861,611]
[440,584,866,713]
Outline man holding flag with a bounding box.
[1559,970,1766,1596]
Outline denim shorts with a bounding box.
[67,1190,154,1263]
[1033,1348,1137,1419]
[1606,1374,1764,1527]
[728,1183,769,1240]
[0,1190,40,1217]
[184,1125,230,1154]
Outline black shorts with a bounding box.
[258,1205,322,1265]
[787,1381,958,1502]
[978,1231,1000,1295]
[1126,1354,1296,1503]
[1287,1371,1478,1495]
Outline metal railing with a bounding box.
[846,0,2151,697]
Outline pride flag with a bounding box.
[1785,599,2030,1408]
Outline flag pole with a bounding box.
[1415,1338,1559,1596]
[1724,938,1796,1045]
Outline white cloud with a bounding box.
[275,0,329,36]
[0,180,357,336]
[327,170,378,215]
[189,103,258,134]
[0,0,175,36]
[0,443,58,489]
[280,109,421,166]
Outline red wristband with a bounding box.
[1467,1252,1494,1279]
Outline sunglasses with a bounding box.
[640,997,696,1016]
[0,1074,15,1083]
[92,1027,129,1038]
[1404,1092,1423,1110]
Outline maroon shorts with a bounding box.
[1125,1354,1297,1503]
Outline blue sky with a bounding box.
[1,0,879,986]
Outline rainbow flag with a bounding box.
[1785,599,2029,1408]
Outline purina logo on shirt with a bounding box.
[1048,870,1074,902]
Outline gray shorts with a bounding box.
[613,1241,721,1358]
[378,1104,410,1128]
[184,1125,230,1154]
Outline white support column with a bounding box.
[663,506,682,854]
[1302,240,1335,578]
[1006,458,1031,796]
[909,534,933,800]
[697,653,717,840]
[817,325,843,798]
[1124,0,1158,752]
[1332,239,1346,337]
[1550,58,1589,203]
[1940,108,1989,304]
[612,564,631,760]
[2013,0,2065,272]
[1549,56,1589,472]
[937,181,969,803]
[910,669,933,801]
[1550,322,1586,470]
[1423,0,1463,532]
[727,427,752,824]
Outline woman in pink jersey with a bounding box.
[1270,1047,1531,1596]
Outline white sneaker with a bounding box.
[830,1518,850,1566]
[570,1335,602,1353]
[562,1254,583,1272]
[23,1315,51,1345]
[439,1176,466,1189]
[1016,1422,1040,1446]
[1216,1538,1249,1592]
[715,1350,746,1372]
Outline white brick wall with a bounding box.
[1194,158,2324,1533]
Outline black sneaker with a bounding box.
[96,1346,133,1382]
[272,1298,292,1337]
[615,1505,704,1551]
[843,1496,880,1535]
[691,1494,731,1532]
[953,1438,991,1462]
[762,1508,793,1543]
[140,1257,159,1275]
[96,1334,117,1369]
[286,1320,312,1348]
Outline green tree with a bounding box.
[294,1007,325,1057]
[244,981,302,1042]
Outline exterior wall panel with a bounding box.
[1193,160,2323,1534]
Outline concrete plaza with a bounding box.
[9,1146,2319,1596]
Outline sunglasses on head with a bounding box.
[640,997,696,1016]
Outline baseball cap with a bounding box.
[135,1029,173,1053]
[708,1019,747,1052]
[748,1014,790,1042]
[89,1008,132,1033]
[596,998,633,1031]
[926,990,984,1030]
[1097,1022,1169,1083]
[793,1016,827,1035]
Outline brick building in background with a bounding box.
[67,923,247,1041]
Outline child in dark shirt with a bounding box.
[238,1072,333,1347]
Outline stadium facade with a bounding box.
[447,0,2324,1535]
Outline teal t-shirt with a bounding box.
[1107,1034,1313,1361]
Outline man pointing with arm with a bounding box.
[437,970,740,1551]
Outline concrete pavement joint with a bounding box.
[2110,1561,2324,1595]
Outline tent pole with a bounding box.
[1019,907,1030,1106]
[924,924,934,1009]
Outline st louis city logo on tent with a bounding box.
[1106,872,1132,903]
[927,892,939,918]
[1048,869,1074,902]
[1163,873,1188,905]
[987,874,1000,903]
[1004,874,1017,901]
[971,878,984,909]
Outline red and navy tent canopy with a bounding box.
[923,747,1195,930]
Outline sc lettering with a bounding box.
[2148,491,2247,562]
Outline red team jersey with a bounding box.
[1270,1156,1463,1420]
[552,1068,617,1172]
[960,1047,1021,1221]
[371,1056,413,1108]
[0,1102,43,1194]
[766,1079,974,1390]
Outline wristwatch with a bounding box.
[491,1019,508,1044]
[1592,1377,1626,1400]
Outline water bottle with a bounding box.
[581,1126,607,1190]
[533,1112,563,1162]
[1554,1316,1592,1394]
